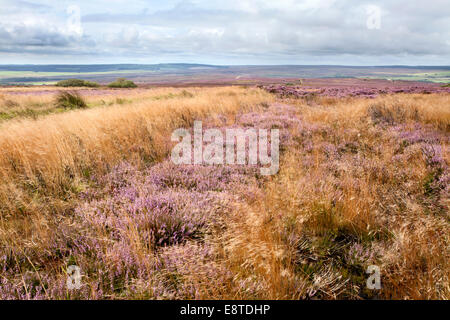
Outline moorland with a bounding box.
[0,78,448,299]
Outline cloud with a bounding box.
[0,0,449,64]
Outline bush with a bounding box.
[108,78,137,88]
[55,79,99,87]
[55,91,87,109]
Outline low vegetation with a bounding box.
[0,85,448,299]
[55,79,100,87]
[226,95,449,299]
[261,83,450,99]
[108,78,137,88]
[0,87,200,122]
[55,91,88,109]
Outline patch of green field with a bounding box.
[359,71,450,83]
[0,70,153,79]
[0,70,156,85]
[0,71,76,78]
[29,81,58,85]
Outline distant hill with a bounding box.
[0,63,225,73]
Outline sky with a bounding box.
[0,0,449,65]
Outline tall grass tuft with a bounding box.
[55,91,88,109]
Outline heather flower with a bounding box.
[345,243,377,266]
[421,144,446,169]
[146,161,259,193]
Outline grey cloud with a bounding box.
[79,0,450,58]
[0,26,69,47]
[0,0,51,14]
[1,0,449,64]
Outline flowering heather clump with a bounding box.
[322,142,341,160]
[238,106,300,129]
[260,84,450,99]
[390,124,449,204]
[421,144,446,168]
[345,243,378,267]
[0,270,63,300]
[78,189,215,246]
[395,126,442,146]
[146,161,259,193]
[77,157,262,251]
[434,173,450,203]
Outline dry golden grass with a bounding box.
[302,93,450,131]
[0,86,274,300]
[0,86,273,218]
[0,87,229,121]
[220,93,449,299]
[0,87,448,300]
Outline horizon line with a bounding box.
[0,63,449,68]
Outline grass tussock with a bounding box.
[55,91,88,109]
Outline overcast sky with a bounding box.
[0,0,449,65]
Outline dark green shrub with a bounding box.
[55,79,100,87]
[55,91,87,109]
[107,78,137,88]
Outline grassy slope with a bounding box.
[0,86,272,216]
[0,87,216,123]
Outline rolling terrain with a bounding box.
[1,64,449,85]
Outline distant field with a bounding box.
[0,64,449,85]
[359,71,450,83]
[0,70,152,77]
[0,69,155,85]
